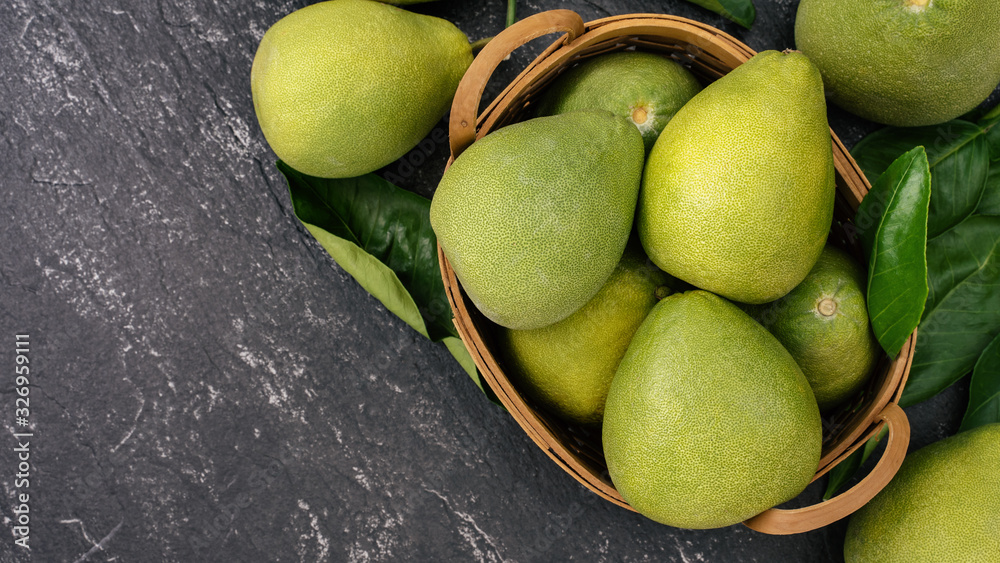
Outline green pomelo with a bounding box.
[496,244,670,426]
[845,423,1000,562]
[744,245,879,412]
[250,0,472,178]
[603,290,822,529]
[534,51,702,153]
[638,50,835,305]
[431,110,644,330]
[795,0,1000,127]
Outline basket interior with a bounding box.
[444,16,911,509]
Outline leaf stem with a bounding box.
[506,0,516,28]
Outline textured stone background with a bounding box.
[0,0,993,561]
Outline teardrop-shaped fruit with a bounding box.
[534,51,702,153]
[744,245,879,412]
[251,0,473,178]
[431,110,645,330]
[639,50,835,304]
[603,290,822,529]
[796,0,1000,127]
[845,423,1000,562]
[496,244,670,426]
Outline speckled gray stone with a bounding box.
[0,0,991,561]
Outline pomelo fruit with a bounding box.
[602,290,822,529]
[430,110,645,330]
[638,50,835,305]
[533,51,702,153]
[496,244,670,426]
[844,423,1000,562]
[250,0,473,178]
[795,0,1000,126]
[744,245,879,412]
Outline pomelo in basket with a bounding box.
[638,50,835,305]
[603,290,822,529]
[534,51,702,153]
[743,245,879,412]
[496,243,670,426]
[430,110,644,330]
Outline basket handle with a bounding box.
[449,10,586,156]
[743,402,910,535]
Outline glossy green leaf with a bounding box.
[981,110,1000,215]
[982,104,1000,162]
[280,162,456,341]
[981,164,1000,216]
[853,120,989,239]
[685,0,756,29]
[959,332,1000,432]
[986,126,1000,162]
[822,426,887,501]
[902,215,1000,406]
[855,147,930,357]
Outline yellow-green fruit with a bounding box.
[250,0,473,178]
[795,0,1000,127]
[496,245,669,426]
[603,290,822,529]
[744,245,879,412]
[534,51,702,153]
[845,423,1000,562]
[638,50,835,304]
[431,110,644,330]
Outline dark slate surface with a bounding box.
[0,0,992,561]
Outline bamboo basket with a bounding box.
[437,10,915,535]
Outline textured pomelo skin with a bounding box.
[496,245,669,426]
[744,245,879,412]
[844,423,1000,562]
[534,51,702,153]
[796,0,1000,127]
[638,50,835,305]
[603,290,822,529]
[431,110,644,330]
[250,0,472,178]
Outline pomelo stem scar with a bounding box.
[817,298,838,317]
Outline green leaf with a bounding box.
[822,426,888,500]
[279,162,455,342]
[902,215,1000,406]
[684,0,756,29]
[981,110,1000,215]
[853,120,989,239]
[278,162,502,406]
[960,332,1000,432]
[981,163,1000,216]
[986,125,1000,162]
[855,147,930,357]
